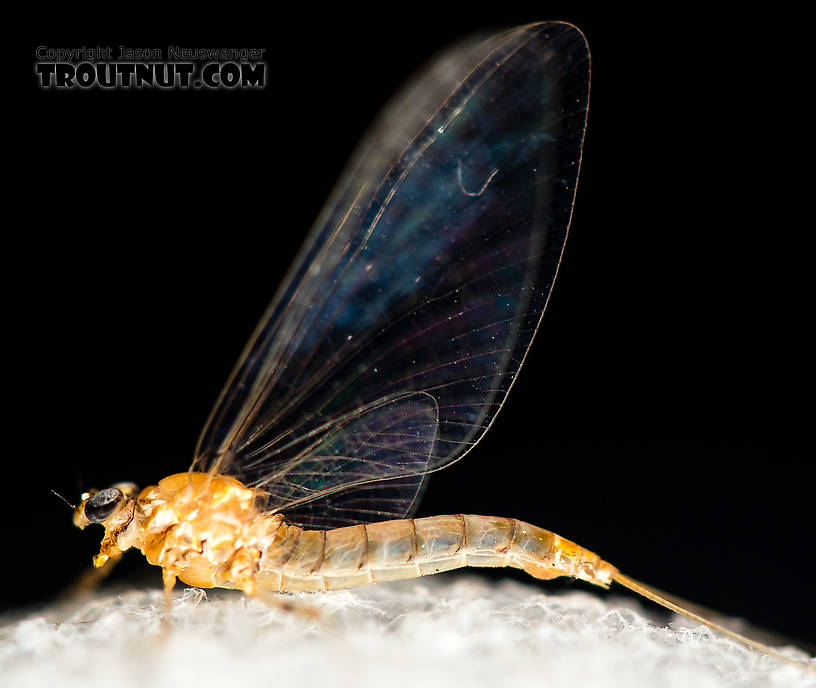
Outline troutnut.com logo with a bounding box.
[35,45,267,90]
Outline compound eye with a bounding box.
[85,487,123,523]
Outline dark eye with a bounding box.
[85,488,123,523]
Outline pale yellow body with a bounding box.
[72,472,814,670]
[86,472,616,596]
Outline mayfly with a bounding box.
[69,22,812,670]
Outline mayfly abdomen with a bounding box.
[256,515,618,593]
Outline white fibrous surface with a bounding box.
[1,576,813,688]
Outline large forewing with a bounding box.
[192,23,590,522]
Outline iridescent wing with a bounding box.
[191,22,590,527]
[260,392,438,528]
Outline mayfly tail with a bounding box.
[612,572,815,672]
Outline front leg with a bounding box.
[162,568,177,609]
[59,551,122,600]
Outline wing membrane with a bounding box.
[192,23,590,526]
[263,392,438,528]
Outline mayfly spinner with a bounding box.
[70,23,811,670]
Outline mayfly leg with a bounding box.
[162,569,177,609]
[252,590,325,626]
[58,551,122,600]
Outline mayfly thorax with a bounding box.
[69,22,813,672]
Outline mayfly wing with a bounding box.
[261,392,439,528]
[192,22,590,526]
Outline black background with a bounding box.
[13,5,813,648]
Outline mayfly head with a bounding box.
[73,482,140,567]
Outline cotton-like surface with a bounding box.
[2,576,813,688]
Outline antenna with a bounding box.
[51,489,76,510]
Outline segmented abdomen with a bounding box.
[255,515,617,593]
